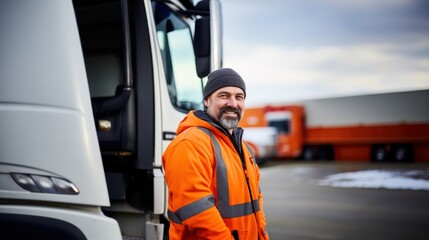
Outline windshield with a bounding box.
[153,2,204,111]
[268,119,290,134]
[266,111,292,134]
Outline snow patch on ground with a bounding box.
[319,169,429,191]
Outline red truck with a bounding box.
[240,90,429,162]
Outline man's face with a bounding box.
[204,86,245,130]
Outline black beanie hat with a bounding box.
[203,68,246,99]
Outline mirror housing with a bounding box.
[193,0,222,78]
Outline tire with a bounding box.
[303,146,315,161]
[371,145,388,162]
[392,144,414,162]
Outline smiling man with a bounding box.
[203,68,246,132]
[162,68,269,240]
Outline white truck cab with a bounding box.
[0,0,222,239]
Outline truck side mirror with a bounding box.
[194,0,222,78]
[194,16,210,78]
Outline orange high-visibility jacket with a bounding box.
[162,110,269,240]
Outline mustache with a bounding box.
[219,106,242,118]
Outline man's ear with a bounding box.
[203,98,209,107]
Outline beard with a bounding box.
[218,106,242,130]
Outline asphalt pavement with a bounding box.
[259,160,429,240]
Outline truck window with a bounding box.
[153,2,204,111]
[269,119,290,134]
[266,111,292,134]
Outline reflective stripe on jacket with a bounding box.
[162,110,269,240]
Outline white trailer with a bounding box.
[295,90,429,127]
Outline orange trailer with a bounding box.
[240,90,429,162]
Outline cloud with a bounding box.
[224,42,429,106]
[223,0,429,47]
[221,0,429,106]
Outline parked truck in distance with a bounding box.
[240,90,429,162]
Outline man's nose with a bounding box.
[226,97,238,107]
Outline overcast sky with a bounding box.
[221,0,429,107]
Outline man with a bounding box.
[162,68,269,240]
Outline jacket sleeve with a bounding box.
[258,190,270,239]
[163,138,233,239]
[255,161,270,239]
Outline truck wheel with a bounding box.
[303,147,315,161]
[371,145,387,162]
[392,144,413,162]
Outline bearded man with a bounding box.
[162,68,269,240]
